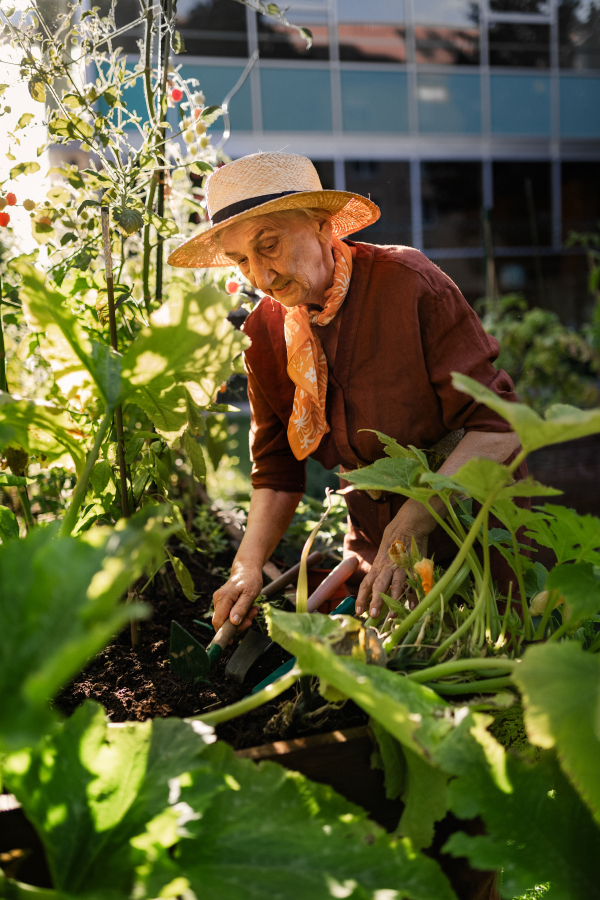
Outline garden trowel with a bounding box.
[225,555,358,684]
[170,551,323,684]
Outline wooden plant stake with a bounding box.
[100,207,130,520]
[101,209,137,647]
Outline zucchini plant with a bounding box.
[196,376,600,899]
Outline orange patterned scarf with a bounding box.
[283,237,354,460]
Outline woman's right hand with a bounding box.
[212,559,263,632]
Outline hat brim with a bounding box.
[167,190,380,268]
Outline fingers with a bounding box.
[356,565,407,618]
[230,588,261,628]
[212,585,238,631]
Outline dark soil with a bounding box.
[55,533,366,750]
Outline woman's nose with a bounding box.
[250,259,276,291]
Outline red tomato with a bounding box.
[0,212,10,226]
[6,193,16,206]
[171,88,183,102]
[226,279,240,294]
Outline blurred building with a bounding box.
[122,0,600,322]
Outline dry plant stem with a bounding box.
[195,668,301,725]
[408,657,516,683]
[385,492,499,651]
[101,208,130,519]
[60,410,113,537]
[296,489,332,613]
[142,174,158,312]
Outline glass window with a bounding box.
[260,68,332,131]
[175,0,248,57]
[179,64,253,130]
[560,75,600,136]
[427,258,484,307]
[421,162,482,249]
[414,0,480,65]
[312,160,335,190]
[490,74,551,134]
[95,0,143,54]
[559,0,600,69]
[562,161,600,239]
[417,73,481,133]
[258,13,330,60]
[338,24,406,62]
[488,22,550,67]
[341,71,408,132]
[491,161,552,247]
[490,1,549,12]
[337,0,404,21]
[344,161,412,246]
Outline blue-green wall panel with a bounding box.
[560,76,600,137]
[260,68,332,131]
[417,72,481,134]
[341,70,408,132]
[179,65,252,131]
[490,74,551,135]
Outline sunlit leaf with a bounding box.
[453,373,600,454]
[515,641,600,827]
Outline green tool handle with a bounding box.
[206,619,237,665]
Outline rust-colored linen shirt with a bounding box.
[242,241,521,569]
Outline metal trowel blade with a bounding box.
[170,621,210,682]
[225,631,273,684]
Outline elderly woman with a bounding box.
[169,151,522,634]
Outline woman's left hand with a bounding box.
[355,501,433,618]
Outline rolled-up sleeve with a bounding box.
[421,282,518,433]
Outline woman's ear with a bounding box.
[319,216,333,242]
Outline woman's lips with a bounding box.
[274,281,292,295]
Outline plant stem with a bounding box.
[194,668,301,725]
[0,279,7,393]
[385,491,500,651]
[510,528,532,640]
[429,581,486,662]
[408,657,516,683]
[534,589,559,640]
[0,874,58,898]
[426,676,515,695]
[18,485,35,532]
[155,0,172,305]
[497,581,513,646]
[60,409,113,537]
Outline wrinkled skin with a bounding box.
[221,213,335,310]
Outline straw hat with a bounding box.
[167,151,380,268]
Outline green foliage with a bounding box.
[3,701,455,900]
[440,721,600,900]
[480,294,600,412]
[452,373,600,454]
[0,509,176,750]
[514,642,600,828]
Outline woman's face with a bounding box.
[221,213,335,308]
